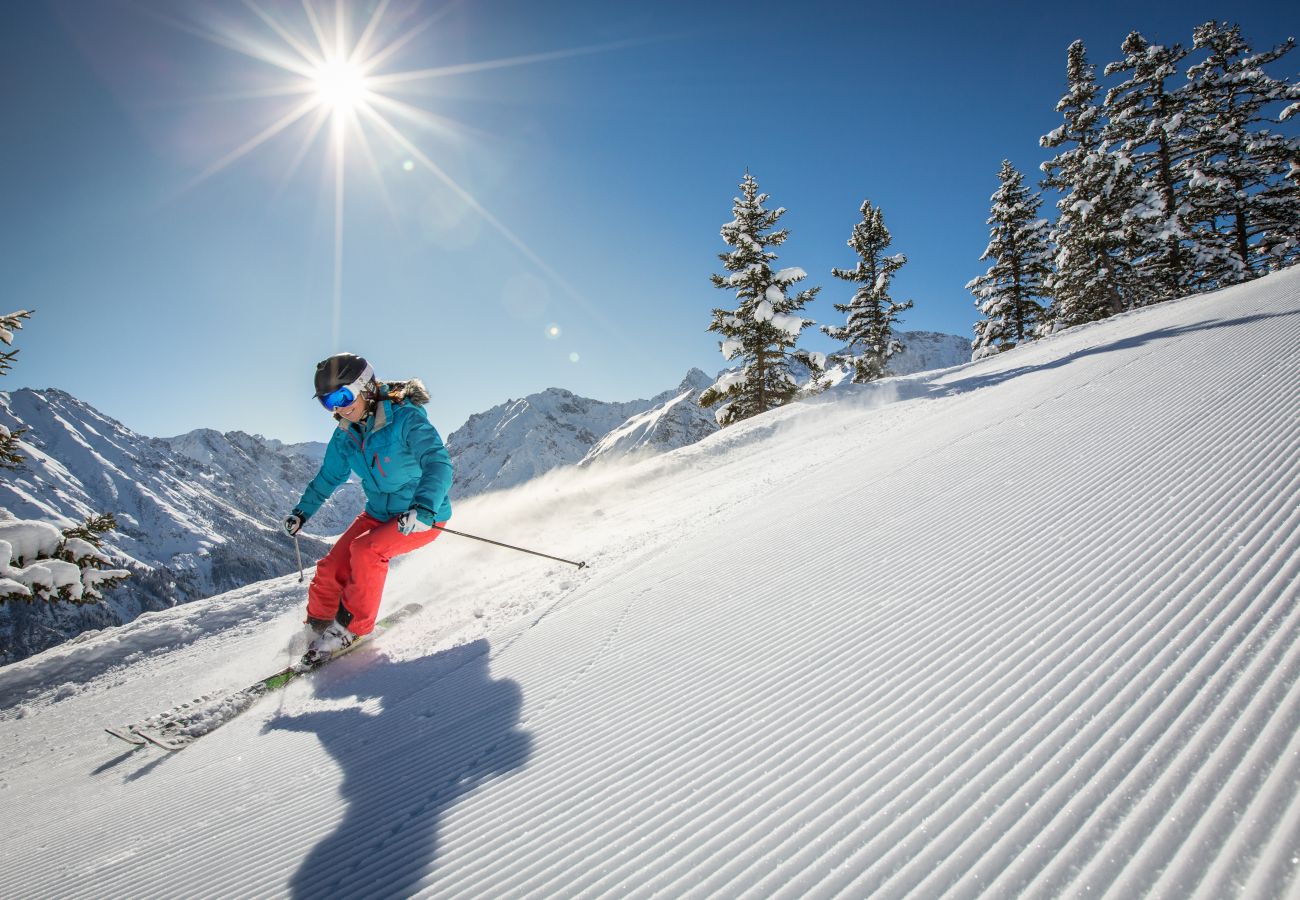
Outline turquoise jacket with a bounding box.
[296,387,453,526]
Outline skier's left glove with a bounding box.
[284,509,307,537]
[397,506,435,536]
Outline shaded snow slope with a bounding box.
[2,270,1298,897]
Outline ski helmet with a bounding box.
[313,353,375,409]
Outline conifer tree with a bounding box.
[1183,22,1300,282]
[0,311,32,469]
[967,161,1052,359]
[1041,40,1163,330]
[1103,31,1195,299]
[821,199,913,382]
[61,513,120,550]
[701,172,820,426]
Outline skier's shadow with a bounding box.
[264,638,530,898]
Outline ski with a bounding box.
[104,724,148,746]
[105,602,423,751]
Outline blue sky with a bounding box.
[3,0,1297,444]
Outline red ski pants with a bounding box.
[306,512,445,635]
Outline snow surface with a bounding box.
[2,269,1298,897]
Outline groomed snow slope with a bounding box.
[2,269,1299,898]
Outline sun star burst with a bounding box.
[311,56,371,114]
[173,0,621,341]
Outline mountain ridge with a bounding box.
[0,330,971,661]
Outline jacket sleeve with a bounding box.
[296,432,351,519]
[403,411,454,519]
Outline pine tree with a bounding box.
[0,311,32,469]
[61,513,120,550]
[821,199,913,382]
[1103,31,1195,299]
[1041,40,1163,330]
[700,172,820,426]
[55,514,130,601]
[967,161,1053,359]
[1183,22,1300,283]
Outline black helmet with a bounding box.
[313,352,374,399]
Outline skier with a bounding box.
[283,353,453,663]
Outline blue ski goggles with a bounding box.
[319,385,359,411]
[317,363,375,412]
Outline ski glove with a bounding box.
[397,506,435,536]
[283,509,306,537]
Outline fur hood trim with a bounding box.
[383,379,430,406]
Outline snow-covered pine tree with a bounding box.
[1183,22,1300,282]
[57,514,129,599]
[0,517,130,605]
[821,199,913,381]
[701,172,820,426]
[1103,31,1195,299]
[1041,40,1164,331]
[0,310,32,469]
[967,161,1053,359]
[0,309,129,604]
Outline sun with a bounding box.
[175,0,627,343]
[312,56,370,114]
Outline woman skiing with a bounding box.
[283,352,453,662]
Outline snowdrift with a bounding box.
[2,268,1298,898]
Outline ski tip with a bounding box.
[105,725,148,747]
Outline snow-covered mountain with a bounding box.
[807,329,973,384]
[445,388,650,498]
[0,390,361,662]
[447,369,721,498]
[887,328,973,372]
[580,368,717,466]
[156,427,363,536]
[2,268,1296,896]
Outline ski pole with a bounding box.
[293,533,304,582]
[432,524,588,569]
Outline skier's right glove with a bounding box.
[283,509,306,537]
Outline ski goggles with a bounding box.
[318,364,374,411]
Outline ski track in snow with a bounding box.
[2,271,1299,898]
